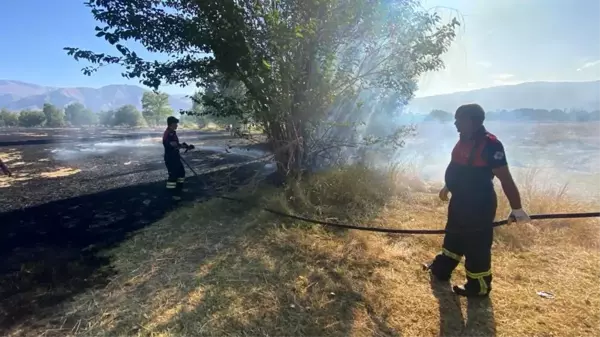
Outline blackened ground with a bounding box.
[0,127,222,146]
[0,128,260,147]
[0,130,271,333]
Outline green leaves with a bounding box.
[18,110,46,127]
[113,105,145,127]
[43,103,66,127]
[0,109,18,127]
[65,103,97,126]
[141,91,173,126]
[68,0,458,173]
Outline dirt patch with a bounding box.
[0,150,21,163]
[13,132,49,137]
[39,167,82,178]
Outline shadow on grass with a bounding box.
[0,163,263,334]
[17,186,401,336]
[430,275,496,337]
[430,278,464,336]
[465,297,496,337]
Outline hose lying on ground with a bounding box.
[180,156,600,235]
[219,195,600,234]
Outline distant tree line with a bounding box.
[5,99,600,128]
[0,103,96,128]
[0,102,142,128]
[425,108,600,123]
[0,90,245,129]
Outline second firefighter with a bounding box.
[162,116,194,200]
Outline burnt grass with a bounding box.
[0,127,234,146]
[0,129,270,332]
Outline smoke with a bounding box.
[197,145,270,159]
[300,65,599,202]
[299,35,599,197]
[50,137,162,162]
[50,137,275,176]
[332,113,600,200]
[310,89,414,170]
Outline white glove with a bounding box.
[438,185,449,201]
[507,208,531,225]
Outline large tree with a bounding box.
[141,91,173,126]
[43,103,66,127]
[193,88,247,128]
[113,104,146,127]
[65,102,98,126]
[18,110,46,127]
[98,109,115,126]
[0,108,19,127]
[66,0,458,176]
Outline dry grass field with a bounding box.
[2,123,599,337]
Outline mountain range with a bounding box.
[409,80,600,113]
[0,80,192,113]
[1,79,599,114]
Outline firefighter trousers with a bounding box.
[429,228,494,296]
[164,155,185,196]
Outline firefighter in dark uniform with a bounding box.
[163,116,194,200]
[424,103,531,297]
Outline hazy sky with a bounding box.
[417,0,600,96]
[0,0,598,97]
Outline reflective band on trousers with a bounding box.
[442,248,462,262]
[177,178,185,183]
[466,269,492,295]
[166,182,176,189]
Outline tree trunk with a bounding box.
[268,118,305,180]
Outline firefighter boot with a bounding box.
[456,229,494,297]
[422,262,450,284]
[452,282,491,298]
[166,178,180,201]
[176,177,186,193]
[425,245,463,282]
[423,259,451,282]
[452,270,492,297]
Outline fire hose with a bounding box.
[179,155,600,235]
